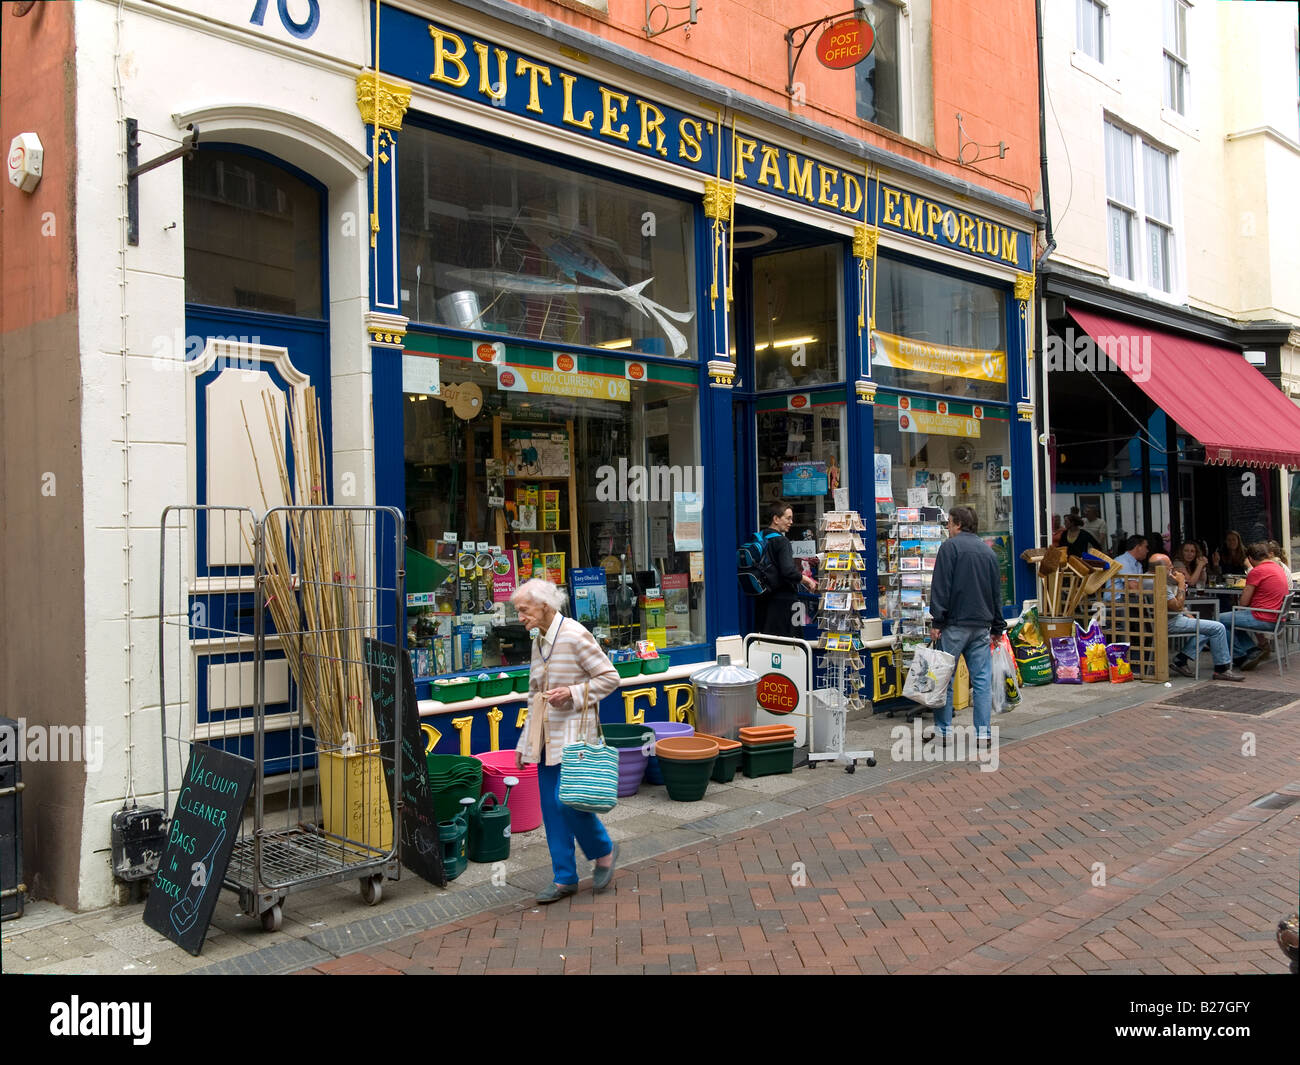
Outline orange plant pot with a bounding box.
[654,736,720,762]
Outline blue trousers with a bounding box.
[1226,608,1277,658]
[934,625,993,739]
[537,753,613,886]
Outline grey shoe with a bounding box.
[1169,657,1195,678]
[536,883,578,904]
[593,842,619,893]
[1240,648,1266,671]
[1211,669,1246,682]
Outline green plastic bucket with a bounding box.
[425,754,483,822]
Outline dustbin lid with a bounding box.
[690,653,759,690]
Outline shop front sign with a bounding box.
[497,363,630,401]
[815,18,874,69]
[375,10,1031,272]
[898,408,982,438]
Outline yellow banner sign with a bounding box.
[897,408,981,438]
[873,330,1006,384]
[497,365,630,402]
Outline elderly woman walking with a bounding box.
[512,578,621,903]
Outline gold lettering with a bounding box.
[678,118,703,163]
[882,187,902,226]
[732,136,758,180]
[599,86,630,141]
[999,226,1019,264]
[451,715,474,756]
[925,202,943,239]
[560,72,594,129]
[638,100,668,154]
[757,145,784,189]
[842,172,862,216]
[818,164,840,208]
[902,193,924,234]
[788,153,814,201]
[486,707,503,752]
[515,705,529,729]
[959,213,975,250]
[622,687,657,724]
[941,210,959,242]
[428,27,470,88]
[872,649,897,700]
[664,683,695,727]
[515,58,552,114]
[985,224,998,258]
[473,42,508,101]
[978,220,987,254]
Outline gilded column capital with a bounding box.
[365,311,409,349]
[356,73,412,132]
[706,359,737,389]
[854,379,877,405]
[703,180,735,220]
[1013,272,1035,303]
[1016,401,1035,422]
[853,224,878,260]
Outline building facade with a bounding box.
[1039,0,1300,559]
[2,0,1042,910]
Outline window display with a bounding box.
[755,397,847,541]
[752,244,844,391]
[872,256,1008,402]
[398,127,697,358]
[873,394,1014,607]
[403,348,704,676]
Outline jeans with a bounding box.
[934,625,992,739]
[537,752,612,886]
[1167,612,1231,666]
[1226,608,1277,658]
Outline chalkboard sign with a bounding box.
[143,743,255,956]
[365,638,445,886]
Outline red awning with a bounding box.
[1069,307,1300,468]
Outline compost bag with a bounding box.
[1009,608,1054,685]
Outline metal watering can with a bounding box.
[439,796,476,881]
[468,776,518,864]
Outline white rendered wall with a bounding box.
[73,0,373,908]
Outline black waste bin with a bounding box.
[0,717,24,920]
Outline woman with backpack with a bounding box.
[757,501,816,637]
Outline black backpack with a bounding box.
[737,530,782,597]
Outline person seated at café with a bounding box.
[1060,514,1100,558]
[1226,541,1291,671]
[1173,540,1209,588]
[1114,535,1148,575]
[1266,541,1294,583]
[1152,553,1244,683]
[1212,530,1248,576]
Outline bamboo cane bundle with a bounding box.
[240,387,373,749]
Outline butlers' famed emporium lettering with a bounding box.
[375,10,1030,271]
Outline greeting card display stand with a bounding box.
[810,511,876,773]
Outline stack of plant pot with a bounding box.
[696,732,742,782]
[601,723,656,797]
[653,736,719,801]
[738,724,796,778]
[644,720,694,784]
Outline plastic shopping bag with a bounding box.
[902,644,958,709]
[992,633,1021,711]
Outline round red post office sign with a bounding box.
[816,18,875,70]
[757,672,799,715]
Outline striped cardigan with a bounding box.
[516,615,620,766]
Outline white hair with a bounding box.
[511,578,565,612]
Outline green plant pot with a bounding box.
[711,746,742,783]
[658,753,716,801]
[741,742,795,779]
[476,676,514,698]
[614,660,643,679]
[425,754,483,821]
[601,723,655,750]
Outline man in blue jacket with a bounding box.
[926,506,1005,746]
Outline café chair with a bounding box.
[1228,593,1293,677]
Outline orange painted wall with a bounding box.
[0,1,78,331]
[500,0,1041,209]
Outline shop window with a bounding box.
[854,0,904,133]
[183,149,323,318]
[398,128,697,359]
[872,396,1015,607]
[871,256,1008,402]
[751,245,843,391]
[403,352,704,675]
[755,398,847,539]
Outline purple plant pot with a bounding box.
[616,745,649,797]
[644,721,694,786]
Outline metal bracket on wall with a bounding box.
[126,119,199,246]
[784,5,870,98]
[955,113,1006,166]
[644,0,699,39]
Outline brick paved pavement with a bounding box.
[300,690,1300,976]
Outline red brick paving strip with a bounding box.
[298,698,1300,975]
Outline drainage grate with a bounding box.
[1250,792,1299,811]
[1156,687,1297,716]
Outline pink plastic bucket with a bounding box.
[473,751,542,832]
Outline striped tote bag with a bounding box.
[558,691,618,814]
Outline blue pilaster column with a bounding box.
[1010,271,1037,607]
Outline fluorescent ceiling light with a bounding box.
[755,336,817,352]
[597,338,633,350]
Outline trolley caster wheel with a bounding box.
[866,757,877,768]
[261,903,282,932]
[845,763,856,774]
[360,875,383,906]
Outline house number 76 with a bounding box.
[250,0,320,40]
